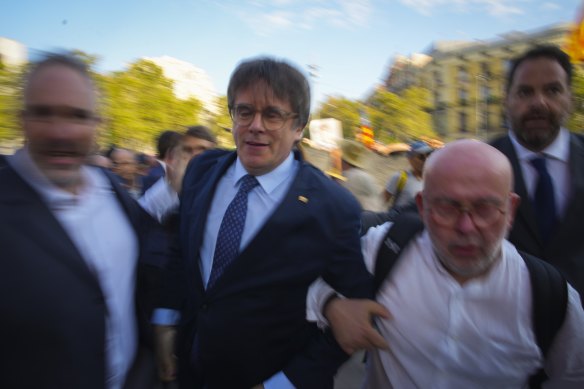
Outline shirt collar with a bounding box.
[8,147,107,211]
[508,127,570,163]
[233,152,295,195]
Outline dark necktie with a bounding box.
[207,174,259,289]
[530,157,556,243]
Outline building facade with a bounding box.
[385,23,572,140]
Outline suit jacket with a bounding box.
[164,149,373,389]
[0,162,167,389]
[491,134,584,298]
[142,162,165,194]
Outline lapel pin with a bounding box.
[298,196,309,203]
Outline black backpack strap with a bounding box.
[519,251,568,389]
[373,212,424,295]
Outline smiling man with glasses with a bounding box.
[156,56,373,389]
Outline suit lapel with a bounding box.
[183,152,237,293]
[0,165,102,290]
[207,156,318,291]
[496,136,542,245]
[551,134,584,245]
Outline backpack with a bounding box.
[372,211,568,389]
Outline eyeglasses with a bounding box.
[230,104,298,131]
[23,105,99,124]
[428,198,507,228]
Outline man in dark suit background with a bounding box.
[155,57,374,388]
[492,44,584,298]
[142,130,182,194]
[0,53,164,389]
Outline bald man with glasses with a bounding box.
[308,139,584,388]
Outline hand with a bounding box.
[166,147,189,193]
[324,298,391,354]
[154,325,178,382]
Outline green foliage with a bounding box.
[0,63,23,143]
[567,65,584,134]
[367,87,436,142]
[99,59,204,150]
[212,95,235,149]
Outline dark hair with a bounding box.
[227,57,311,128]
[506,45,572,93]
[156,130,182,159]
[185,125,217,144]
[24,52,94,96]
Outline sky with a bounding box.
[1,0,582,108]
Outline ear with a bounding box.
[293,125,304,141]
[506,192,521,231]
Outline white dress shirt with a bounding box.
[308,222,584,388]
[8,149,140,389]
[508,128,571,218]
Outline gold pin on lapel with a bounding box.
[298,196,309,203]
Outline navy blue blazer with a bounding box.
[164,149,373,389]
[142,162,165,194]
[0,162,167,389]
[491,133,584,298]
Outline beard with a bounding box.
[510,110,565,152]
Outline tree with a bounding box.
[0,63,24,143]
[567,64,584,133]
[100,59,204,150]
[367,86,436,143]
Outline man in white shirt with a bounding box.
[0,53,163,389]
[309,139,584,388]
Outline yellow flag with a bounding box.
[565,3,584,62]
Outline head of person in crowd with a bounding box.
[339,139,367,172]
[135,152,152,176]
[407,140,433,178]
[416,140,521,284]
[227,57,310,176]
[110,147,137,184]
[182,125,217,159]
[156,130,182,163]
[505,45,573,152]
[20,53,100,193]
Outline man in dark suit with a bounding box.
[141,130,182,194]
[491,44,584,298]
[156,57,374,388]
[0,53,165,389]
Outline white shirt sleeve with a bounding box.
[138,177,179,222]
[543,286,584,388]
[305,222,392,328]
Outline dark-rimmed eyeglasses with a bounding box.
[230,104,298,131]
[428,198,507,228]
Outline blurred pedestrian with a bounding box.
[383,140,432,209]
[0,52,164,389]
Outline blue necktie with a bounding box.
[207,174,259,289]
[530,157,556,243]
